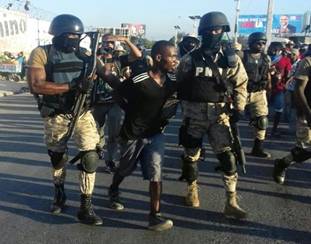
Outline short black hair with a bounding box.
[151,40,174,59]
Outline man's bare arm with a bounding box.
[95,59,121,89]
[104,35,142,61]
[27,67,70,95]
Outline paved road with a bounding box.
[0,93,310,244]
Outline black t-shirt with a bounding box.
[117,72,177,139]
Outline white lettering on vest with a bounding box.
[195,67,223,77]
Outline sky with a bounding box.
[1,0,311,40]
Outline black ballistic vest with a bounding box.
[42,45,84,113]
[178,49,227,103]
[243,50,270,91]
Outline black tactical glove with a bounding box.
[230,109,243,123]
[68,78,93,93]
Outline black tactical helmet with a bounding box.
[198,11,230,35]
[248,32,267,45]
[182,35,200,46]
[49,14,84,37]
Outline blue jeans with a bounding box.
[117,133,165,182]
[271,92,285,113]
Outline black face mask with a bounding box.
[201,32,223,51]
[53,35,80,53]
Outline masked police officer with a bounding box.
[27,14,112,225]
[177,11,248,219]
[243,32,271,158]
[178,34,200,58]
[273,52,311,184]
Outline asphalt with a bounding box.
[0,89,310,244]
[0,79,28,97]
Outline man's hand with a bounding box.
[68,78,93,93]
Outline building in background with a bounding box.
[0,7,51,55]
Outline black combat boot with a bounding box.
[77,194,103,225]
[51,184,66,214]
[273,159,288,184]
[251,138,271,158]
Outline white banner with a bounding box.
[0,8,52,56]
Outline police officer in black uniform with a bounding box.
[178,34,200,58]
[243,32,271,158]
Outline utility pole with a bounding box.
[233,0,240,42]
[266,0,274,47]
[174,25,181,47]
[189,15,201,36]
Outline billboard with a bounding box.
[96,27,130,37]
[121,23,146,37]
[272,14,303,36]
[0,8,52,55]
[238,14,303,36]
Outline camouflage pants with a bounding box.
[43,110,99,195]
[246,90,268,140]
[296,117,311,151]
[181,101,232,161]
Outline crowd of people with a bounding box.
[25,12,311,231]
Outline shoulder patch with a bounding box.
[132,72,149,83]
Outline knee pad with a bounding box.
[181,156,198,183]
[216,150,237,175]
[251,116,268,130]
[79,150,99,173]
[291,147,311,163]
[48,150,68,170]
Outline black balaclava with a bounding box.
[201,32,223,53]
[53,34,80,53]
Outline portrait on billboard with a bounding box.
[278,15,296,34]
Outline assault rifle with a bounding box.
[61,31,102,146]
[202,53,247,174]
[230,118,247,174]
